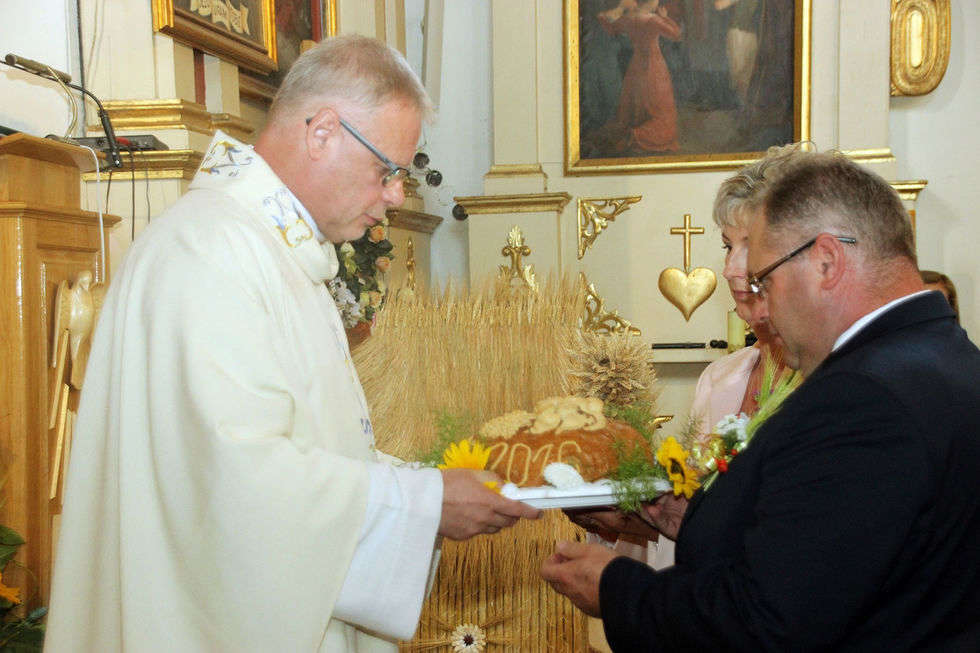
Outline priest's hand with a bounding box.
[540,541,619,618]
[438,469,541,540]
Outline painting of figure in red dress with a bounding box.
[572,0,801,167]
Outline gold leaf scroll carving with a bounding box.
[580,272,640,335]
[499,225,538,292]
[577,196,641,259]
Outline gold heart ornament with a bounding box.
[658,267,717,321]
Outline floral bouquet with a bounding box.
[329,220,394,328]
[691,352,803,491]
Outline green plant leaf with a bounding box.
[0,527,24,547]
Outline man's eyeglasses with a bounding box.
[748,235,857,298]
[305,116,411,187]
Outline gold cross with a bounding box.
[670,213,705,272]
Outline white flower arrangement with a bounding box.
[713,413,750,445]
[327,277,363,328]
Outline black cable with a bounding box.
[74,0,87,132]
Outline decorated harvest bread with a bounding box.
[479,396,650,487]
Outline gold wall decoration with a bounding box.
[404,237,417,291]
[890,179,928,231]
[453,192,572,215]
[499,225,538,291]
[658,214,717,321]
[90,99,255,140]
[577,196,641,260]
[580,273,640,335]
[890,0,951,96]
[81,150,203,182]
[211,112,256,142]
[841,147,897,164]
[485,163,546,179]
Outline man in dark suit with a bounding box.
[541,152,980,650]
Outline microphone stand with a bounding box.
[63,81,123,168]
[3,57,123,168]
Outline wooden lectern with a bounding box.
[0,133,119,610]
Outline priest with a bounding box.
[45,35,539,652]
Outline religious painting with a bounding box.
[564,0,811,174]
[239,1,338,102]
[153,0,278,74]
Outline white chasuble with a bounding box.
[45,132,442,652]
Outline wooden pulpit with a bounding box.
[0,133,119,610]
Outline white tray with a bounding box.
[500,479,671,510]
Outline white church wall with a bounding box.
[889,2,979,340]
[0,0,79,137]
[408,0,493,288]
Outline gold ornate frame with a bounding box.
[564,0,811,174]
[153,0,278,75]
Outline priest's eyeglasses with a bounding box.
[305,117,411,187]
[748,235,857,298]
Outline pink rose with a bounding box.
[368,226,386,243]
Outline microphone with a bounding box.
[4,53,72,84]
[3,53,122,168]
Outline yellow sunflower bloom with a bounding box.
[656,437,701,498]
[0,572,21,604]
[438,439,491,471]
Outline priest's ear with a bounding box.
[304,108,341,161]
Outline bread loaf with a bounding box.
[479,396,649,487]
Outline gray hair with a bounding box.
[712,142,810,228]
[761,151,916,264]
[269,34,433,122]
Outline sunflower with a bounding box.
[437,439,499,492]
[656,437,701,498]
[438,439,491,470]
[0,571,20,604]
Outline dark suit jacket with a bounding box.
[600,292,980,652]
